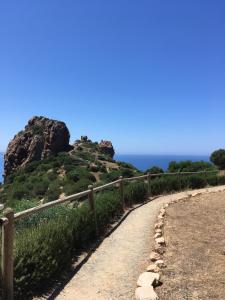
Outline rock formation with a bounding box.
[4,116,71,177]
[98,140,115,158]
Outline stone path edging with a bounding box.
[134,185,225,300]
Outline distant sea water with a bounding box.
[115,154,210,172]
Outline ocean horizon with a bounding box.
[115,154,210,172]
[0,153,210,183]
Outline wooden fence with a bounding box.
[0,170,218,299]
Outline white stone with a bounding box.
[157,215,164,220]
[160,208,166,216]
[154,233,161,239]
[155,259,166,268]
[154,222,163,229]
[154,244,165,255]
[149,252,161,262]
[137,272,160,287]
[155,237,165,246]
[146,264,160,273]
[135,286,159,300]
[155,229,162,234]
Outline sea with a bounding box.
[0,153,210,183]
[114,154,210,172]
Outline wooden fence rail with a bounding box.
[0,169,219,299]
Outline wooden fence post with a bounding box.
[147,173,151,198]
[204,171,208,186]
[2,208,14,300]
[178,171,181,191]
[88,185,98,236]
[119,176,125,211]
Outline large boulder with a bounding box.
[4,116,71,178]
[98,140,115,158]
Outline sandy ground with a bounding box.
[56,186,225,300]
[157,190,225,300]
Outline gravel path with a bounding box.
[56,186,225,300]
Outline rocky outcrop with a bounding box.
[98,140,115,158]
[4,116,71,178]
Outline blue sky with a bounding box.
[0,0,225,155]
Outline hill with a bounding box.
[0,135,140,211]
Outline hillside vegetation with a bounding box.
[0,139,140,212]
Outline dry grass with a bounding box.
[157,191,225,299]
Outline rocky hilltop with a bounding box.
[74,137,115,159]
[0,117,139,205]
[99,140,115,158]
[4,116,71,177]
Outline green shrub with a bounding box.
[11,185,29,200]
[145,166,164,174]
[150,173,220,195]
[168,160,215,173]
[45,182,61,202]
[24,161,40,173]
[14,204,95,297]
[89,165,99,172]
[87,173,97,182]
[124,181,148,206]
[66,170,80,182]
[210,149,225,170]
[100,165,107,173]
[117,161,137,169]
[121,168,134,178]
[95,191,122,233]
[217,175,225,185]
[47,171,58,181]
[13,189,124,297]
[32,179,49,197]
[184,175,206,189]
[151,175,179,195]
[14,174,26,183]
[100,170,122,183]
[206,174,218,186]
[6,199,37,214]
[63,178,92,195]
[15,204,72,231]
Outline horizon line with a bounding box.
[115,153,210,156]
[0,152,210,157]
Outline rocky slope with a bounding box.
[99,140,115,158]
[4,116,71,177]
[4,116,116,179]
[1,117,139,207]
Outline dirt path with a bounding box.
[157,190,225,300]
[56,186,225,300]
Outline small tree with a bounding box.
[168,160,214,172]
[145,166,164,174]
[210,149,225,170]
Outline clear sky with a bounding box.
[0,0,225,155]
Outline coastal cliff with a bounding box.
[1,116,138,204]
[4,116,71,177]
